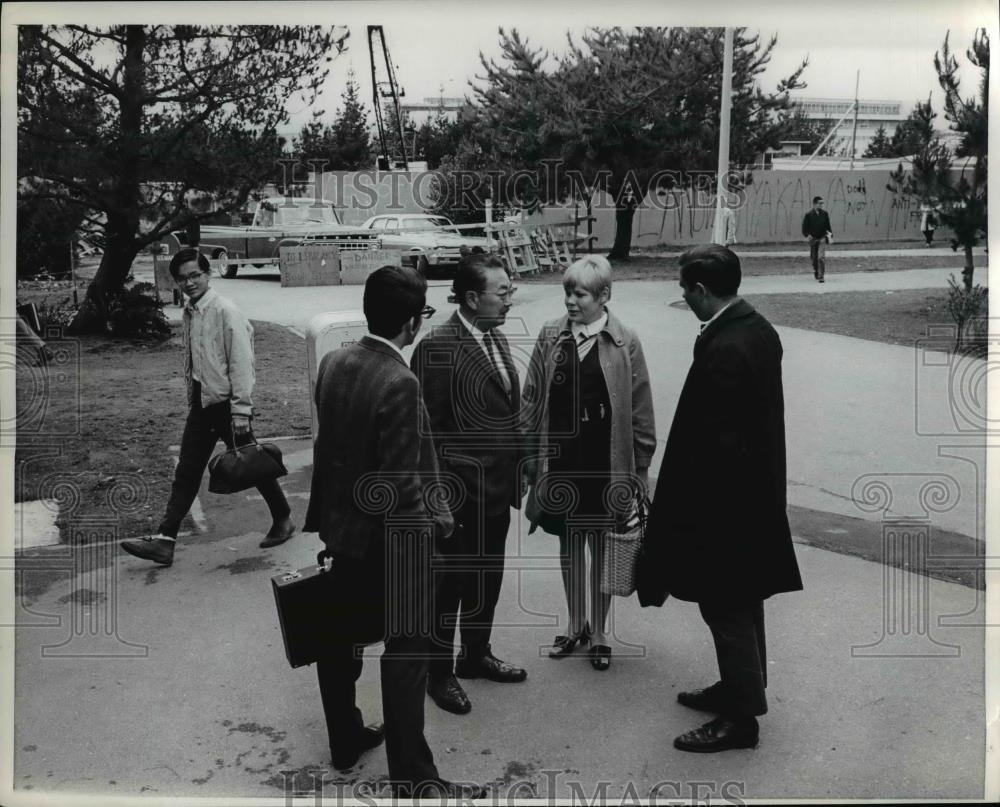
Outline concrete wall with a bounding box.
[319,168,946,247]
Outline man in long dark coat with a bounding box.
[645,244,803,753]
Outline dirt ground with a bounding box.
[14,320,311,541]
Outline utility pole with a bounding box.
[849,71,860,169]
[712,27,734,245]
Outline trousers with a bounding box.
[698,599,768,718]
[158,383,290,538]
[428,503,511,678]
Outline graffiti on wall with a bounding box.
[318,169,941,246]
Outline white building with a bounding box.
[792,96,906,158]
[399,96,466,127]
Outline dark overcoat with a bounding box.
[644,299,803,603]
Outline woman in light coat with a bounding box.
[523,256,656,670]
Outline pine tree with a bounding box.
[934,29,988,289]
[17,24,346,333]
[863,124,894,158]
[890,98,938,156]
[470,27,808,257]
[330,69,373,169]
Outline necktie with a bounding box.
[485,330,511,395]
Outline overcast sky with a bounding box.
[6,0,996,137]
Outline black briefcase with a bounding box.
[271,553,333,668]
[271,551,384,668]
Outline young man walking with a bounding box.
[121,248,294,567]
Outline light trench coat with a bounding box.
[522,308,656,528]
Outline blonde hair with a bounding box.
[562,255,612,298]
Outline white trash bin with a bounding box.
[305,311,367,441]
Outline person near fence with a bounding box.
[303,264,482,800]
[410,253,528,717]
[644,244,803,753]
[919,205,938,246]
[801,196,833,282]
[522,255,656,671]
[120,247,294,567]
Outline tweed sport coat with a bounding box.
[410,311,524,518]
[644,299,803,604]
[304,336,453,559]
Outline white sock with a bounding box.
[156,535,176,543]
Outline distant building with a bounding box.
[791,96,906,158]
[399,96,467,126]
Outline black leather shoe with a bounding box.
[677,682,726,713]
[589,644,611,671]
[673,716,759,753]
[121,536,175,566]
[427,674,472,715]
[548,626,591,659]
[331,722,384,770]
[393,778,485,799]
[456,647,527,683]
[260,516,295,548]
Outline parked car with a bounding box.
[360,213,495,276]
[182,197,381,278]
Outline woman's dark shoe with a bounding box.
[548,625,591,659]
[590,644,611,671]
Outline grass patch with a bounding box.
[14,320,311,541]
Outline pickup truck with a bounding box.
[186,196,381,278]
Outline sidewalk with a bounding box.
[12,437,986,799]
[11,261,989,801]
[639,245,990,259]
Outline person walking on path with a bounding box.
[644,244,803,753]
[410,253,528,718]
[303,265,481,800]
[919,205,938,246]
[801,196,833,282]
[523,255,656,672]
[120,248,294,567]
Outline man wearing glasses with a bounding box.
[120,247,294,567]
[411,253,528,718]
[304,264,481,799]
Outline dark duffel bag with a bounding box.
[208,433,287,494]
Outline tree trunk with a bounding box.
[962,245,974,292]
[68,229,140,334]
[608,205,636,260]
[69,25,146,335]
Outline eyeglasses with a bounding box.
[176,272,204,284]
[420,305,436,319]
[479,287,517,301]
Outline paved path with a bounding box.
[641,246,989,258]
[11,259,991,801]
[12,438,986,800]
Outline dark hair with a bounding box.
[812,196,824,205]
[169,247,211,279]
[453,252,506,306]
[364,264,427,338]
[678,245,741,297]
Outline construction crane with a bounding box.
[367,25,409,171]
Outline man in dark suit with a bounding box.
[410,253,527,717]
[304,265,481,799]
[646,245,803,753]
[801,195,833,282]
